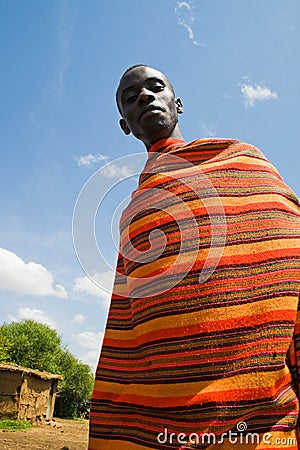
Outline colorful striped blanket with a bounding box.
[89,138,300,449]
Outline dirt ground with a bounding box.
[0,418,89,450]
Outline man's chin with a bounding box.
[133,122,176,146]
[143,120,170,133]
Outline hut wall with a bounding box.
[18,374,52,422]
[0,370,22,420]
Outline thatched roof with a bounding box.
[0,362,63,381]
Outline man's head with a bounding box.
[116,65,183,150]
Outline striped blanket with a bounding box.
[89,138,300,449]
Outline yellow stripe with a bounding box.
[125,236,300,280]
[137,151,274,191]
[200,153,277,171]
[105,295,297,341]
[121,193,299,241]
[223,237,300,257]
[93,367,289,399]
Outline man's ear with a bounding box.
[175,98,183,114]
[119,118,131,135]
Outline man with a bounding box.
[89,65,300,449]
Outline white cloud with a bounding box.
[8,307,57,329]
[73,314,86,325]
[100,163,135,179]
[0,248,68,298]
[177,1,192,10]
[75,154,135,180]
[79,349,101,373]
[175,1,205,47]
[74,330,103,350]
[75,153,109,168]
[56,0,78,97]
[74,270,114,306]
[202,123,216,137]
[73,330,104,371]
[178,20,196,41]
[240,82,278,108]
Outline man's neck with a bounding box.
[144,124,184,151]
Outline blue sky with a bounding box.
[1,0,299,371]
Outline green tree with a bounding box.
[0,319,61,372]
[0,331,12,363]
[0,320,94,418]
[54,349,94,418]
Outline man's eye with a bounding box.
[152,85,164,92]
[126,95,137,103]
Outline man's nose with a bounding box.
[138,87,155,103]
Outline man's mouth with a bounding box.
[139,105,165,120]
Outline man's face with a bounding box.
[117,66,182,148]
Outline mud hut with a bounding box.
[0,362,62,423]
